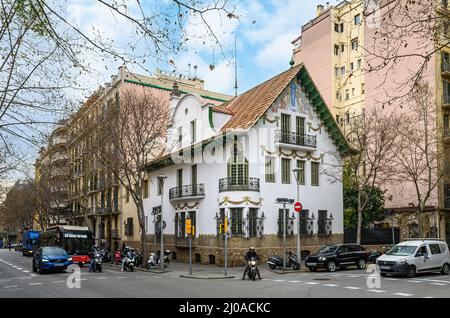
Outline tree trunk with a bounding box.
[138,202,148,268]
[357,189,362,244]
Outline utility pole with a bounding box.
[158,175,167,272]
[293,168,302,269]
[276,198,294,272]
[224,212,228,276]
[187,212,192,276]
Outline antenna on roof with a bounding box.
[233,30,239,97]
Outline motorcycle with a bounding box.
[134,250,143,267]
[100,248,111,263]
[147,249,170,269]
[114,250,122,265]
[89,250,103,272]
[246,256,260,281]
[267,250,300,270]
[122,250,136,272]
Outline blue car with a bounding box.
[32,247,73,274]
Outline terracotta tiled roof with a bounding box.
[220,64,302,132]
[210,105,234,115]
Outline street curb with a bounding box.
[180,274,236,280]
[103,263,171,274]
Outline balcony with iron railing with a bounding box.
[169,184,205,202]
[219,177,260,193]
[274,130,317,151]
[442,63,450,78]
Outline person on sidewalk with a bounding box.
[242,247,261,280]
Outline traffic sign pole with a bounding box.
[294,201,302,270]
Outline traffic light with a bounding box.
[185,218,192,236]
[223,217,228,234]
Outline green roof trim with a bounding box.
[124,79,228,103]
[208,107,215,130]
[298,67,356,156]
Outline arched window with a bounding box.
[227,137,248,186]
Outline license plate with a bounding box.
[306,263,317,267]
[54,263,64,267]
[380,266,391,270]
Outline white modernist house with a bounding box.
[142,65,353,265]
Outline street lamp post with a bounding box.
[158,175,167,272]
[276,198,294,272]
[292,168,302,269]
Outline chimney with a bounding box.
[317,4,325,16]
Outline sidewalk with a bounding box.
[104,260,309,278]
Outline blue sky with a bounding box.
[66,0,342,96]
[12,0,343,182]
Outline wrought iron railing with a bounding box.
[169,184,205,200]
[275,130,317,148]
[218,178,260,192]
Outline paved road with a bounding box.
[0,249,449,298]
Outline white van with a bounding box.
[376,240,450,278]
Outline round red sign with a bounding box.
[294,202,302,213]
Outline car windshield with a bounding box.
[318,245,338,254]
[43,247,67,256]
[386,245,418,256]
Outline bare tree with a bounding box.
[0,180,35,231]
[391,82,443,236]
[92,88,172,263]
[0,0,239,160]
[323,109,399,243]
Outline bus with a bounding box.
[39,225,94,266]
[21,230,40,256]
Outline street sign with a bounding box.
[294,202,302,213]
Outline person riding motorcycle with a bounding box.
[242,247,261,280]
[121,246,133,271]
[88,246,99,272]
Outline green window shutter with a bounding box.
[296,160,305,185]
[282,158,291,184]
[311,162,319,186]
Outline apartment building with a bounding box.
[292,0,450,244]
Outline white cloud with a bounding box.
[254,32,298,69]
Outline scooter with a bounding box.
[246,256,260,281]
[134,250,143,267]
[122,250,136,272]
[267,250,300,270]
[100,248,111,263]
[89,250,103,272]
[114,250,122,265]
[147,250,170,269]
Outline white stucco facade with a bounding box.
[142,74,344,244]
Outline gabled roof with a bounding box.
[220,65,302,131]
[218,64,355,156]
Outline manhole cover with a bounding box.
[314,278,331,281]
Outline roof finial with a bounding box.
[234,30,239,97]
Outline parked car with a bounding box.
[32,246,73,274]
[376,240,450,278]
[305,244,369,272]
[368,250,383,263]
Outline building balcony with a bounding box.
[442,63,450,79]
[169,184,205,202]
[274,130,317,151]
[219,177,260,193]
[444,95,450,109]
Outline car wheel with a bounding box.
[441,263,450,275]
[292,263,300,271]
[37,262,43,275]
[357,259,367,270]
[269,264,276,270]
[308,267,317,272]
[326,261,337,272]
[406,265,416,278]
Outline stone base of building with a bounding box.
[125,233,344,267]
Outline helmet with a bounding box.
[249,247,255,251]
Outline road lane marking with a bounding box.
[288,280,302,283]
[52,280,65,283]
[29,282,42,286]
[323,284,339,287]
[116,277,128,279]
[22,270,30,273]
[344,286,361,290]
[305,282,319,285]
[4,285,18,289]
[407,280,422,283]
[96,277,108,280]
[430,283,447,286]
[386,278,399,281]
[367,289,386,293]
[414,278,450,284]
[272,279,285,282]
[393,293,413,297]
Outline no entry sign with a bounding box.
[294,202,302,213]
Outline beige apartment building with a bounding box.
[292,0,450,244]
[37,66,232,250]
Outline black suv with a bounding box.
[305,244,369,272]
